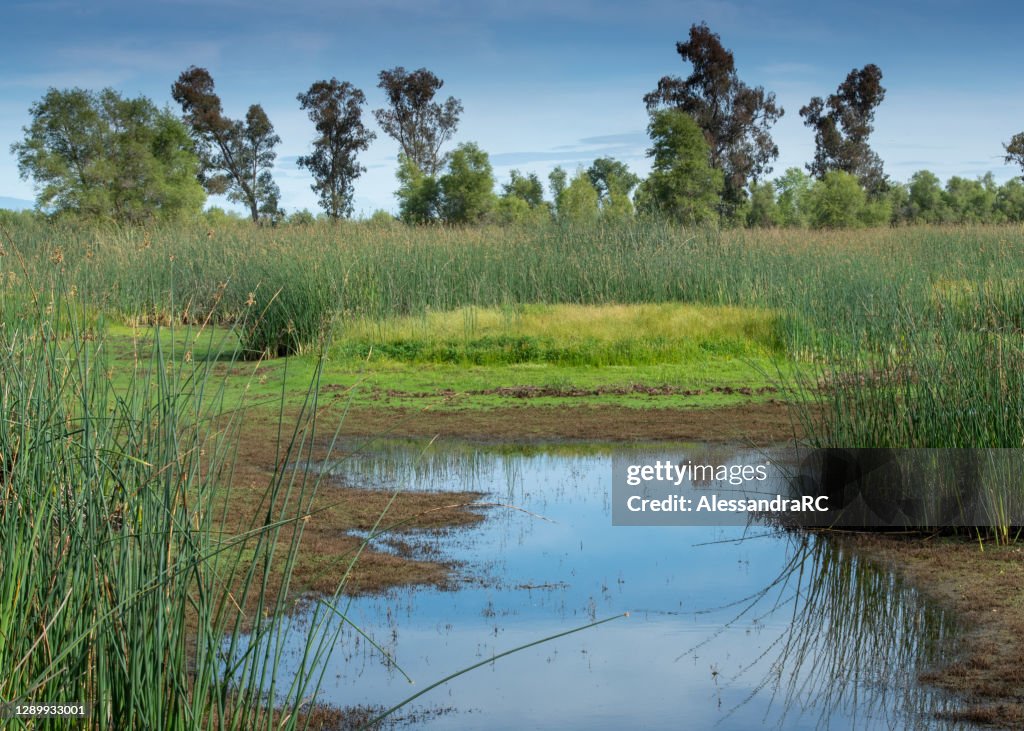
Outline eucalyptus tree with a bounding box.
[374,66,462,177]
[297,78,375,219]
[645,22,783,217]
[172,66,282,222]
[800,65,888,194]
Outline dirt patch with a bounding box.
[330,401,802,445]
[840,533,1024,728]
[379,384,782,399]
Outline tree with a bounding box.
[943,174,998,223]
[374,67,462,177]
[644,22,783,215]
[636,109,723,224]
[498,170,550,225]
[1005,133,1024,179]
[558,171,600,224]
[11,88,204,222]
[438,142,496,224]
[296,78,375,219]
[502,169,546,208]
[806,171,867,228]
[586,157,639,220]
[394,154,440,224]
[907,170,948,223]
[586,158,640,203]
[548,167,568,210]
[773,167,812,227]
[996,178,1024,222]
[171,66,282,222]
[747,181,778,227]
[800,65,887,194]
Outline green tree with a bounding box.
[997,178,1024,222]
[395,154,440,224]
[296,78,375,219]
[11,88,204,222]
[886,182,912,225]
[172,67,282,222]
[1005,132,1024,178]
[286,208,317,225]
[586,158,640,203]
[800,65,887,194]
[943,174,998,223]
[906,170,948,223]
[644,22,783,217]
[636,109,723,224]
[586,157,639,220]
[806,170,867,228]
[498,170,550,224]
[774,167,812,227]
[374,67,462,177]
[548,167,568,211]
[502,169,546,208]
[438,143,496,224]
[558,171,600,224]
[746,180,778,227]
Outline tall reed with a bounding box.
[0,261,351,728]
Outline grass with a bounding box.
[7,218,1024,442]
[336,302,785,365]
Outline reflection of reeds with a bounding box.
[700,535,961,729]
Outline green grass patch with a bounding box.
[99,297,794,413]
[334,303,786,366]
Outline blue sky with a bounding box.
[2,0,1022,215]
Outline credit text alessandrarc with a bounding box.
[624,461,829,513]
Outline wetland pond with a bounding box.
[235,440,970,730]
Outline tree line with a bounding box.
[9,22,1024,227]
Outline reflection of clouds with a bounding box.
[250,440,961,729]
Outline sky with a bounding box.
[2,0,1023,216]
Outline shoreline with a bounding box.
[838,533,1024,729]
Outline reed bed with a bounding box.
[0,266,354,728]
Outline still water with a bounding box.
[242,440,968,730]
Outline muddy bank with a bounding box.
[840,534,1024,728]
[331,401,802,444]
[218,414,485,605]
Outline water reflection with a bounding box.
[232,440,969,730]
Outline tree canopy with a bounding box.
[296,78,375,219]
[644,22,783,216]
[1006,133,1024,179]
[800,64,887,194]
[171,66,282,222]
[438,142,496,224]
[374,67,463,177]
[11,88,204,222]
[636,109,723,224]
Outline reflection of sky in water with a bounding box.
[245,441,968,730]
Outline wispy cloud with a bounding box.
[492,131,648,167]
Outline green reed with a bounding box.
[0,263,355,728]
